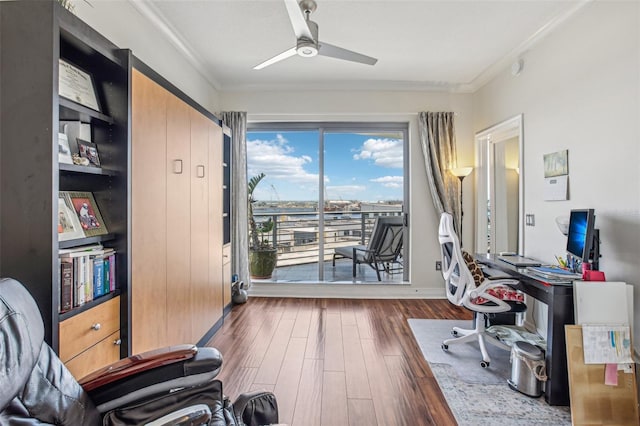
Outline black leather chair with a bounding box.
[0,277,276,425]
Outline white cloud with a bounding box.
[370,175,403,188]
[353,138,403,169]
[247,135,317,184]
[326,185,367,199]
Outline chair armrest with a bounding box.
[79,344,199,391]
[83,345,224,410]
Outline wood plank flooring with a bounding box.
[206,298,472,426]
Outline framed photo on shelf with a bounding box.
[58,196,85,241]
[58,59,101,112]
[77,138,101,167]
[64,191,108,237]
[58,133,73,165]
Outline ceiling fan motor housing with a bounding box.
[297,19,319,57]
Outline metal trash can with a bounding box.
[507,341,546,397]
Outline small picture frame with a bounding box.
[58,196,85,241]
[58,59,101,112]
[77,138,101,167]
[64,191,108,237]
[58,133,73,165]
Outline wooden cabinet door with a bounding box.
[209,122,224,320]
[166,93,193,346]
[190,110,212,341]
[131,69,168,354]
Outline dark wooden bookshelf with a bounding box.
[0,1,130,358]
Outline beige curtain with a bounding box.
[418,112,461,234]
[220,112,251,288]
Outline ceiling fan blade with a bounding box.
[318,42,378,66]
[284,0,314,40]
[253,47,298,70]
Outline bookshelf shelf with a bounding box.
[59,290,120,321]
[60,97,115,124]
[59,234,116,250]
[59,163,120,176]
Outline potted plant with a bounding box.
[248,173,278,279]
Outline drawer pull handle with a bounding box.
[197,165,205,178]
[114,339,122,346]
[91,323,101,331]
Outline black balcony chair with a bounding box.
[332,216,404,281]
[0,277,278,425]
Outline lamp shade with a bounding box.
[450,167,473,178]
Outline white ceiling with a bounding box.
[131,0,585,92]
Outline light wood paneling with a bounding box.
[59,296,120,362]
[65,330,121,380]
[131,69,168,354]
[190,110,212,341]
[165,93,192,346]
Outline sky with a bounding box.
[247,130,404,202]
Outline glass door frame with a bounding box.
[247,121,409,282]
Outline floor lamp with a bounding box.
[450,167,473,243]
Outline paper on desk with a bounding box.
[582,325,632,364]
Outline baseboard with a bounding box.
[247,283,445,299]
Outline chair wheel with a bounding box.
[441,344,448,351]
[480,361,490,368]
[451,330,458,336]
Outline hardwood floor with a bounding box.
[206,297,472,426]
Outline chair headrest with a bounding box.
[0,278,45,409]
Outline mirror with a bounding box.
[475,114,524,255]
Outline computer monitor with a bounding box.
[566,208,598,270]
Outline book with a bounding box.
[93,256,104,298]
[60,258,73,313]
[108,252,116,291]
[85,255,93,302]
[75,256,85,307]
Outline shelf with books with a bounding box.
[58,290,120,322]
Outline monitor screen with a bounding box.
[566,209,595,261]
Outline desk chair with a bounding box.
[332,216,403,281]
[438,212,526,368]
[0,277,278,425]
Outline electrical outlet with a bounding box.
[435,261,442,271]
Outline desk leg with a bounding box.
[544,290,574,406]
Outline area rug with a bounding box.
[408,319,571,425]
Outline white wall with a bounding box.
[473,1,640,340]
[74,0,220,113]
[221,89,474,297]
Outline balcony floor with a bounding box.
[252,258,405,284]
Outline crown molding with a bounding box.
[128,0,221,90]
[459,0,589,93]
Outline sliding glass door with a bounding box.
[247,123,408,283]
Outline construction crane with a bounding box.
[270,184,280,202]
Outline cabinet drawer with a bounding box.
[59,296,120,362]
[65,330,121,380]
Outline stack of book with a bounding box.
[58,244,116,313]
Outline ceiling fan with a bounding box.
[254,0,378,70]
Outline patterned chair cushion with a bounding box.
[461,250,524,305]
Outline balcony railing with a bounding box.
[253,209,402,267]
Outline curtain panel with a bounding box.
[418,112,461,233]
[221,112,251,288]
